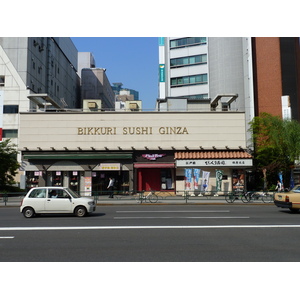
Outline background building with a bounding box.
[252,37,300,121]
[77,52,96,79]
[81,68,115,110]
[0,37,80,142]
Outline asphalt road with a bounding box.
[1,204,300,262]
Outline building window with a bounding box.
[2,129,18,138]
[171,74,208,87]
[0,76,4,86]
[184,94,209,100]
[3,105,19,113]
[170,37,206,49]
[170,54,207,68]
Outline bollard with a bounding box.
[3,193,8,206]
[184,191,189,203]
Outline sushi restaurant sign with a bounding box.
[77,126,189,135]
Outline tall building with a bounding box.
[0,37,80,143]
[81,68,115,110]
[158,37,255,144]
[252,37,300,120]
[77,52,96,78]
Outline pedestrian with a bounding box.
[276,180,282,192]
[107,177,115,198]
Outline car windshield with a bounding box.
[65,188,80,198]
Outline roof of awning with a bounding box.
[175,150,252,159]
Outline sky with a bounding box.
[71,37,159,110]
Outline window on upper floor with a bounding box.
[170,54,207,68]
[171,74,208,87]
[3,105,19,114]
[170,37,206,49]
[184,94,209,100]
[0,76,5,87]
[2,129,18,138]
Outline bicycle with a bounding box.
[225,191,254,203]
[135,190,158,204]
[253,191,274,203]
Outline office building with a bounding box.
[0,37,80,142]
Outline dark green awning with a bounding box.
[23,153,132,160]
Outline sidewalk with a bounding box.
[0,195,273,207]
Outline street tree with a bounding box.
[0,139,20,189]
[249,113,300,189]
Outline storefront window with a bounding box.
[53,171,63,186]
[69,171,80,192]
[161,169,174,190]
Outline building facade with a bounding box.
[0,37,81,144]
[158,37,255,147]
[19,111,252,194]
[252,37,300,120]
[81,68,115,110]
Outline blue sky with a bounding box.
[71,37,159,110]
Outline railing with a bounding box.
[0,190,275,206]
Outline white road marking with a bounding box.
[0,236,14,238]
[1,225,300,231]
[114,216,249,219]
[116,210,231,213]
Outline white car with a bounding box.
[20,187,96,218]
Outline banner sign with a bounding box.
[193,169,201,189]
[216,169,223,192]
[201,171,210,192]
[184,169,193,190]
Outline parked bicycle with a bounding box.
[225,191,254,203]
[248,191,274,203]
[135,190,158,204]
[225,190,274,203]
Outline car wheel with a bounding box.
[289,208,300,213]
[23,207,35,218]
[75,206,87,217]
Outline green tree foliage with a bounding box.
[0,139,20,189]
[249,113,300,188]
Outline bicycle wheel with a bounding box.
[262,193,273,203]
[149,194,158,203]
[225,193,234,203]
[241,195,250,203]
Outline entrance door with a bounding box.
[138,169,161,191]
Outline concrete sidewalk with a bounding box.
[0,195,272,207]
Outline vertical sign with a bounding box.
[84,176,92,196]
[201,171,210,192]
[159,64,165,82]
[0,91,3,141]
[158,37,165,46]
[184,169,193,190]
[216,170,223,192]
[193,169,201,190]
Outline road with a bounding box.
[1,204,300,262]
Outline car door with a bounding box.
[27,188,47,213]
[45,189,73,213]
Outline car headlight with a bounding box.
[88,201,95,206]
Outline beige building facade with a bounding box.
[19,111,252,195]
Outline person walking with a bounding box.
[107,177,115,198]
[276,180,282,192]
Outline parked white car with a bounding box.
[20,187,96,218]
